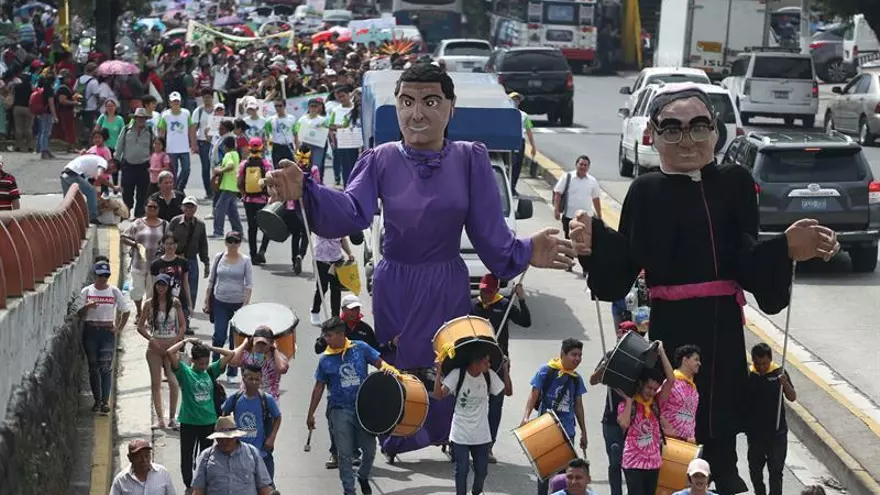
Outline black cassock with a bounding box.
[588,162,793,442]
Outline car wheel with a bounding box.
[850,245,878,273]
[784,116,795,126]
[560,102,574,127]
[859,117,876,146]
[618,141,634,178]
[738,103,750,125]
[824,112,835,133]
[820,58,849,84]
[803,115,816,128]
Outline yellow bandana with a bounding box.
[295,149,311,163]
[749,361,781,376]
[634,395,655,418]
[437,342,456,362]
[480,293,503,309]
[674,369,696,390]
[548,358,579,378]
[324,338,354,359]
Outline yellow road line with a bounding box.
[90,226,120,495]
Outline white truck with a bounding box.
[655,0,769,79]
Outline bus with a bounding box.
[391,0,463,52]
[525,0,598,71]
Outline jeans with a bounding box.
[603,422,625,495]
[271,143,294,167]
[285,208,309,261]
[180,423,214,487]
[121,161,150,218]
[747,433,787,495]
[211,300,242,377]
[244,202,271,257]
[452,442,490,495]
[312,260,342,316]
[82,324,116,404]
[333,147,359,186]
[329,407,377,495]
[307,143,326,182]
[37,113,53,153]
[623,468,660,495]
[187,258,199,311]
[511,139,525,193]
[61,172,99,220]
[327,401,337,456]
[197,140,214,197]
[170,152,191,191]
[213,191,243,236]
[488,366,505,444]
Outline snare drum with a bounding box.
[656,438,703,495]
[513,411,577,481]
[601,331,659,397]
[256,202,290,242]
[356,372,429,437]
[432,316,502,375]
[231,302,298,359]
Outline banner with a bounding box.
[186,20,295,47]
[259,93,330,120]
[299,123,329,147]
[335,128,363,149]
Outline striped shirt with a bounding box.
[109,463,176,495]
[0,171,20,210]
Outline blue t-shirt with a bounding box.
[530,364,587,438]
[315,340,381,409]
[221,392,281,457]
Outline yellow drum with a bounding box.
[231,302,298,359]
[513,411,577,481]
[432,315,502,374]
[656,438,703,495]
[356,372,429,437]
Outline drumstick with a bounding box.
[495,268,528,340]
[299,201,330,321]
[304,428,313,452]
[776,261,797,431]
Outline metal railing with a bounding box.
[0,185,89,309]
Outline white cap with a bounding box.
[213,102,225,111]
[246,100,260,110]
[687,459,711,477]
[341,294,361,309]
[169,91,182,102]
[182,196,198,206]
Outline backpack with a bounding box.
[224,391,276,435]
[207,364,227,417]
[534,370,575,412]
[454,368,492,398]
[243,157,266,195]
[28,87,45,114]
[75,75,93,96]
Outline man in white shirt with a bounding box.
[60,154,108,223]
[553,155,601,276]
[192,89,217,200]
[77,62,101,143]
[110,439,176,495]
[158,92,197,191]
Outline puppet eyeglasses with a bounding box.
[653,121,715,144]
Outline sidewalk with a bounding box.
[525,147,880,495]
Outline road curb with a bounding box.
[88,226,121,495]
[523,146,880,495]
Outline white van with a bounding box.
[843,14,880,69]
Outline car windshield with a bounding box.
[501,51,568,71]
[444,42,492,57]
[752,57,813,79]
[645,73,710,85]
[709,93,737,124]
[758,149,868,182]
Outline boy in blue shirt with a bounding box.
[521,338,589,495]
[221,364,282,480]
[306,317,398,495]
[551,458,599,495]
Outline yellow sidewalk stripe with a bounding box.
[90,226,120,495]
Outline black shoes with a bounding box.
[358,478,372,495]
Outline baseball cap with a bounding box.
[182,196,198,206]
[213,102,225,111]
[253,325,274,345]
[248,137,264,148]
[93,261,111,276]
[128,438,152,454]
[687,458,711,477]
[246,100,260,110]
[508,91,522,100]
[225,231,243,242]
[478,273,499,291]
[342,294,362,309]
[169,91,182,102]
[155,273,172,285]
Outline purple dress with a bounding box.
[303,140,532,454]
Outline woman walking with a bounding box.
[237,137,273,264]
[121,197,167,317]
[54,69,78,152]
[308,234,355,326]
[136,274,185,430]
[203,231,253,384]
[95,99,126,183]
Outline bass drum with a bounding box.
[230,302,298,359]
[656,438,703,495]
[257,202,290,242]
[356,372,429,437]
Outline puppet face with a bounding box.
[651,97,718,173]
[396,81,454,150]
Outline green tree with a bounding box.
[817,0,880,41]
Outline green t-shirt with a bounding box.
[175,359,223,426]
[97,114,126,150]
[220,150,240,192]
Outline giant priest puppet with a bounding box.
[265,64,576,457]
[568,83,840,494]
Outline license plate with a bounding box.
[774,91,790,99]
[528,80,542,88]
[801,198,827,210]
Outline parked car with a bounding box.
[619,67,711,113]
[486,46,575,126]
[433,39,493,72]
[722,130,880,272]
[823,67,880,146]
[617,82,743,177]
[810,22,856,83]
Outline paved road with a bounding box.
[531,74,880,409]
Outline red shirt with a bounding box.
[0,171,20,210]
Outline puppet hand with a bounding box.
[529,228,576,270]
[785,219,839,262]
[568,210,593,256]
[265,165,304,203]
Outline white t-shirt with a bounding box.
[193,105,214,141]
[146,110,161,133]
[243,116,267,140]
[77,75,100,111]
[266,115,297,146]
[442,368,505,445]
[65,155,108,179]
[553,172,601,219]
[212,65,230,92]
[80,285,128,323]
[159,109,193,154]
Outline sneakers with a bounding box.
[252,252,266,265]
[310,312,322,326]
[293,255,302,275]
[91,401,100,412]
[358,478,372,494]
[100,402,111,414]
[325,455,338,469]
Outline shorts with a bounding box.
[130,267,154,301]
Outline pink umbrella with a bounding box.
[96,60,140,76]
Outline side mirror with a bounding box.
[619,86,631,95]
[832,86,843,94]
[515,198,533,220]
[617,108,630,119]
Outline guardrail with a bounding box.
[0,185,89,310]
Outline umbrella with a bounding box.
[213,15,243,27]
[14,2,51,16]
[96,60,140,76]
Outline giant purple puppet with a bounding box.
[265,64,575,458]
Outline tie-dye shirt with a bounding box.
[237,349,287,400]
[618,400,662,470]
[661,378,699,440]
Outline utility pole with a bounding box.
[800,0,811,54]
[761,0,772,46]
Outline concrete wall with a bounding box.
[0,227,97,418]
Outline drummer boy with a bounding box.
[521,338,589,495]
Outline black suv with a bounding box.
[486,46,574,126]
[721,130,880,272]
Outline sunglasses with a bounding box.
[225,238,242,244]
[146,204,159,209]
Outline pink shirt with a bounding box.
[237,157,274,204]
[88,145,112,162]
[618,400,663,470]
[237,349,287,399]
[661,379,699,440]
[149,152,171,183]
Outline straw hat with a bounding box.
[207,415,246,439]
